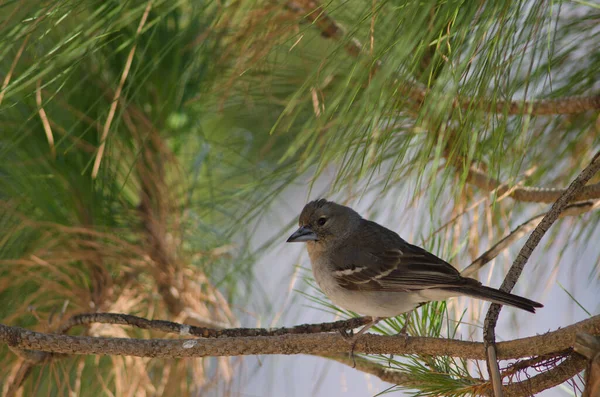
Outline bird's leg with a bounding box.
[397,303,423,337]
[388,313,412,365]
[395,310,418,348]
[397,313,410,336]
[339,316,382,368]
[339,316,381,341]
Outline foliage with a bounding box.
[1,0,599,395]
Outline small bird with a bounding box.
[286,199,542,341]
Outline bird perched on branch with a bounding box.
[286,199,542,344]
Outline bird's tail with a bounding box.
[444,285,543,313]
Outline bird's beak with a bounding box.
[286,226,318,243]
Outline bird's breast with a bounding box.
[306,246,342,297]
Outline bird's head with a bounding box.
[286,199,361,245]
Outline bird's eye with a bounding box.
[317,217,327,226]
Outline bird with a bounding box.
[286,199,543,343]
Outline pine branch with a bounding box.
[503,355,587,397]
[1,314,598,359]
[286,0,600,116]
[325,353,422,387]
[57,312,372,338]
[461,200,600,277]
[500,349,571,379]
[483,150,600,397]
[460,95,600,116]
[330,350,586,397]
[466,166,600,203]
[1,315,597,396]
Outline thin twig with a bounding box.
[461,200,600,277]
[503,355,587,397]
[500,349,571,379]
[467,166,600,203]
[57,312,372,338]
[325,353,421,387]
[483,151,600,397]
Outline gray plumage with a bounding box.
[287,199,542,317]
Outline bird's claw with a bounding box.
[349,340,358,368]
[339,317,382,368]
[339,328,354,340]
[395,324,410,346]
[338,329,358,367]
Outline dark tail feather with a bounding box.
[444,285,543,313]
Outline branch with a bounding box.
[466,166,600,203]
[503,355,587,397]
[329,350,586,397]
[325,353,421,387]
[470,95,600,116]
[0,314,598,359]
[287,0,600,116]
[483,151,600,396]
[500,349,570,379]
[57,312,372,338]
[461,200,600,277]
[575,333,600,397]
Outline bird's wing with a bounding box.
[331,220,478,292]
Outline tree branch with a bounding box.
[57,312,372,338]
[483,150,600,396]
[503,355,587,397]
[466,166,600,203]
[461,200,600,277]
[0,314,598,359]
[325,353,421,387]
[491,96,600,115]
[2,314,598,396]
[329,350,586,397]
[287,0,600,116]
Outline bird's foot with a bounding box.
[395,321,410,346]
[338,328,354,340]
[338,330,359,368]
[349,338,359,368]
[338,317,382,369]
